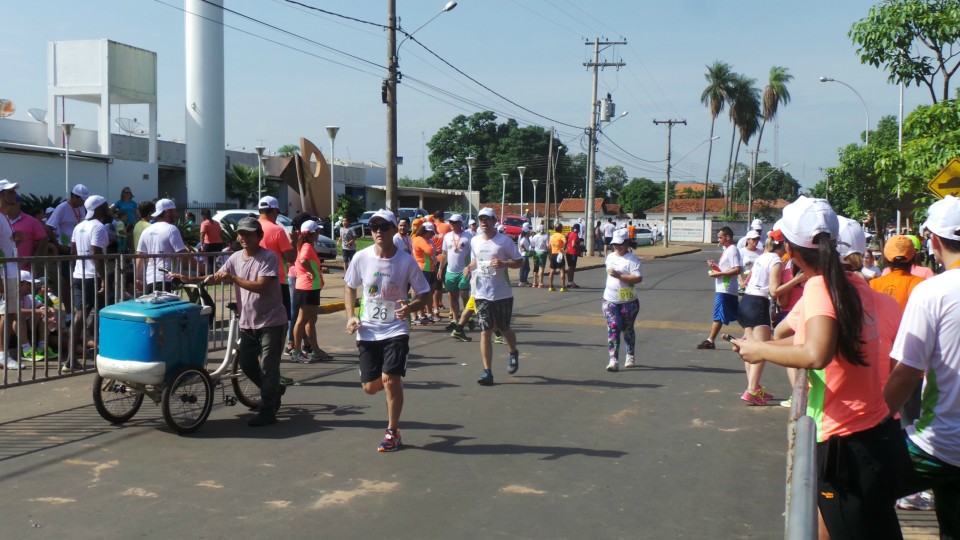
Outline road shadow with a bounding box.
[629,363,742,375]
[510,374,661,390]
[521,340,605,349]
[296,380,460,391]
[414,435,627,460]
[316,418,463,432]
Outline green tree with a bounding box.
[598,165,629,198]
[723,74,760,214]
[850,0,960,103]
[700,61,735,216]
[226,164,259,208]
[618,177,664,217]
[751,66,792,199]
[277,144,300,157]
[335,194,365,222]
[731,161,800,204]
[398,176,429,188]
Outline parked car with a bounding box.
[500,215,529,240]
[397,207,428,221]
[211,209,337,261]
[634,227,655,246]
[356,210,376,236]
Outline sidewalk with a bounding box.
[317,243,703,314]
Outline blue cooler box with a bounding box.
[97,295,209,385]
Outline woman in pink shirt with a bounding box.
[291,220,325,363]
[732,197,911,539]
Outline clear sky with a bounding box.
[1,0,931,191]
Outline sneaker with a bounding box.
[897,493,934,511]
[567,282,579,288]
[780,397,793,408]
[477,369,494,386]
[507,350,519,374]
[467,319,477,331]
[606,358,619,372]
[548,287,555,292]
[43,347,58,360]
[624,354,635,368]
[451,328,472,342]
[378,428,402,452]
[696,339,715,350]
[59,360,83,373]
[445,321,458,332]
[559,287,568,292]
[248,414,277,427]
[413,317,429,326]
[494,334,506,345]
[428,313,442,323]
[757,387,775,400]
[307,351,329,363]
[284,345,294,356]
[740,389,767,406]
[291,350,311,363]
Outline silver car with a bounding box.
[634,227,655,246]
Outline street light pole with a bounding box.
[531,178,539,226]
[501,172,508,220]
[466,156,476,221]
[819,76,870,145]
[61,123,74,199]
[255,145,266,202]
[517,165,526,218]
[326,126,339,232]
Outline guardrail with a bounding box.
[2,252,234,388]
[784,369,816,539]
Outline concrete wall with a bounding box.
[0,150,156,202]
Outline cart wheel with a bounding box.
[231,357,262,410]
[92,375,144,424]
[162,366,213,434]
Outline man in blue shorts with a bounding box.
[697,226,741,349]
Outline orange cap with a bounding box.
[884,235,916,263]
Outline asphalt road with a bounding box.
[0,250,794,539]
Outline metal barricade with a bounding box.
[784,369,816,539]
[1,251,233,388]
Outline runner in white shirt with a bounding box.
[738,230,762,293]
[737,219,764,250]
[697,226,742,349]
[530,224,549,288]
[65,195,110,373]
[392,217,413,254]
[602,229,643,372]
[601,219,617,254]
[135,199,188,294]
[465,207,523,386]
[438,214,473,335]
[344,209,431,453]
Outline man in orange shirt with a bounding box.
[548,222,567,292]
[870,235,925,311]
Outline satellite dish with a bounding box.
[27,108,47,123]
[0,99,15,118]
[116,117,149,136]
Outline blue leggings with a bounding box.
[602,299,639,360]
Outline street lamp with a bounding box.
[466,156,476,221]
[747,163,789,226]
[61,123,74,199]
[501,172,508,220]
[386,1,457,212]
[517,165,526,218]
[820,76,870,145]
[326,126,339,233]
[531,178,539,226]
[255,145,266,202]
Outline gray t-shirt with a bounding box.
[220,248,288,330]
[340,226,357,250]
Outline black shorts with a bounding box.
[475,297,513,331]
[565,253,578,269]
[738,294,771,328]
[549,254,565,270]
[72,277,101,316]
[604,236,613,246]
[343,249,356,263]
[294,288,321,306]
[422,270,436,286]
[357,334,410,383]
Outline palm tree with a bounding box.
[723,74,760,216]
[277,144,300,157]
[226,164,259,208]
[700,61,735,219]
[748,66,793,219]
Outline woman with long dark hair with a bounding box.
[732,197,911,539]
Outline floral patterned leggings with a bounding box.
[602,299,639,360]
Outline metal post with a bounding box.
[61,123,74,198]
[501,172,508,220]
[532,179,539,226]
[518,165,526,218]
[466,156,476,222]
[654,119,686,248]
[326,126,339,225]
[385,0,398,212]
[255,145,266,202]
[585,39,600,255]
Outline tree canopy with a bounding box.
[618,178,665,217]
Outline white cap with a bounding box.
[779,196,839,249]
[521,223,531,232]
[536,223,544,232]
[611,229,629,245]
[478,207,496,219]
[19,270,43,283]
[0,179,20,191]
[449,213,464,223]
[151,198,176,217]
[84,195,107,220]
[258,196,279,210]
[44,207,54,214]
[497,224,506,232]
[369,208,398,226]
[751,218,763,230]
[921,195,960,241]
[300,220,319,234]
[468,219,477,226]
[837,216,867,258]
[745,230,761,240]
[71,184,90,201]
[422,222,436,232]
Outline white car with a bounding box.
[634,227,655,246]
[211,210,337,261]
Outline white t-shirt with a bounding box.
[744,251,781,297]
[393,233,412,254]
[739,247,761,286]
[861,264,880,280]
[603,251,643,303]
[71,219,109,279]
[46,201,83,247]
[716,244,742,296]
[602,222,616,238]
[737,235,764,252]
[0,214,18,278]
[441,230,473,274]
[518,235,531,254]
[890,268,960,467]
[137,221,187,284]
[344,246,430,342]
[531,232,548,253]
[470,233,521,301]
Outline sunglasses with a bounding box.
[370,222,394,233]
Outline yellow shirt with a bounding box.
[549,232,566,254]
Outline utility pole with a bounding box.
[745,149,766,226]
[584,38,625,256]
[654,119,686,248]
[385,0,399,212]
[546,127,554,227]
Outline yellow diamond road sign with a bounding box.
[929,157,960,199]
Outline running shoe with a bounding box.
[284,345,295,356]
[606,358,619,372]
[624,354,636,368]
[413,317,429,326]
[59,360,83,373]
[445,321,458,332]
[307,351,331,362]
[696,339,715,350]
[548,287,555,292]
[897,493,934,511]
[494,334,506,345]
[477,369,494,386]
[378,428,402,452]
[740,389,767,406]
[780,397,793,408]
[451,328,472,342]
[507,350,519,374]
[559,287,568,292]
[291,350,311,363]
[428,314,442,323]
[567,282,579,288]
[757,387,775,400]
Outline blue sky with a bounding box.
[2,0,931,191]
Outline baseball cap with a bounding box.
[151,198,176,217]
[521,223,531,232]
[921,195,960,241]
[300,220,319,234]
[369,209,398,226]
[497,224,506,232]
[258,196,279,210]
[836,216,866,258]
[84,195,107,220]
[0,179,20,191]
[478,207,496,220]
[768,221,785,244]
[779,196,839,249]
[468,219,477,226]
[884,235,916,263]
[72,184,90,201]
[611,229,629,245]
[751,218,763,230]
[236,216,262,232]
[745,230,761,240]
[449,213,463,223]
[44,207,54,214]
[422,222,436,232]
[19,270,43,284]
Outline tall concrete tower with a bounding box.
[185,0,225,204]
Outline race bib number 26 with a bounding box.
[363,299,397,323]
